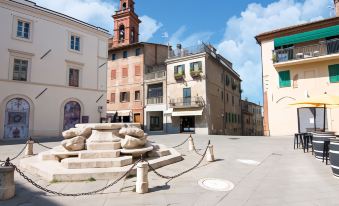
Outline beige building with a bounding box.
[165,44,242,135]
[256,1,339,136]
[0,0,109,139]
[241,100,263,136]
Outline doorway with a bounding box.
[134,113,141,123]
[4,98,30,139]
[298,107,327,133]
[183,88,191,106]
[180,116,195,133]
[63,101,81,131]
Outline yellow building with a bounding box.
[256,2,339,136]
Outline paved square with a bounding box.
[1,134,338,206]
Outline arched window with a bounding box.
[63,101,81,130]
[131,27,135,43]
[122,2,127,10]
[119,25,125,43]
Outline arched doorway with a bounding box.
[4,98,30,139]
[63,101,81,131]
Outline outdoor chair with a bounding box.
[323,139,330,165]
[303,133,313,153]
[294,133,304,150]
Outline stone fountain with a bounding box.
[20,123,182,182]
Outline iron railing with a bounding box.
[169,44,206,59]
[273,39,339,63]
[147,97,163,105]
[169,97,204,108]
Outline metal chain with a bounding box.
[172,136,190,148]
[0,142,28,163]
[145,140,210,179]
[7,159,140,196]
[32,138,53,150]
[191,138,204,156]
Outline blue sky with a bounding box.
[34,0,334,104]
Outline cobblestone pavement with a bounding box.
[1,134,339,206]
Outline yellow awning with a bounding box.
[289,94,339,108]
[172,109,203,117]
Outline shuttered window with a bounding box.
[329,64,339,83]
[122,68,128,78]
[111,70,116,80]
[110,93,115,103]
[135,66,141,76]
[279,70,291,88]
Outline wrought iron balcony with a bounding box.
[273,39,339,63]
[169,97,204,108]
[147,97,163,105]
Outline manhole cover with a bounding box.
[237,159,260,166]
[198,178,234,192]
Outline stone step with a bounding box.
[79,150,120,159]
[86,142,121,151]
[61,156,133,169]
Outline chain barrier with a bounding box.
[145,140,210,179]
[172,136,190,148]
[0,142,28,163]
[31,137,53,150]
[3,158,140,196]
[191,138,204,156]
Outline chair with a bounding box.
[323,140,330,165]
[303,133,313,153]
[294,133,304,149]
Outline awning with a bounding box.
[117,110,132,116]
[106,111,116,114]
[172,108,203,117]
[274,25,339,47]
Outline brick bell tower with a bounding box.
[112,0,141,47]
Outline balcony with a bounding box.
[147,97,163,105]
[144,70,166,81]
[168,44,206,59]
[273,39,339,66]
[169,97,204,108]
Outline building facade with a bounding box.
[0,0,109,139]
[241,100,263,136]
[107,0,168,129]
[165,44,242,135]
[256,1,339,136]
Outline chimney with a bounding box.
[335,0,339,16]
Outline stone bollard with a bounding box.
[0,166,15,200]
[188,135,195,151]
[136,162,149,194]
[25,139,34,156]
[206,145,215,162]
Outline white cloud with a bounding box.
[217,0,330,104]
[169,26,213,47]
[139,15,163,42]
[34,0,116,33]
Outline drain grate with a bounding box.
[198,178,234,192]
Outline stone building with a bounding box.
[0,0,109,139]
[255,0,339,136]
[107,0,168,130]
[165,44,242,135]
[241,100,263,136]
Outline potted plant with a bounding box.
[190,70,202,78]
[175,72,184,80]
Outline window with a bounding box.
[110,93,115,103]
[148,83,163,98]
[120,92,130,102]
[119,25,125,42]
[122,68,128,78]
[13,59,28,81]
[174,65,185,74]
[70,35,81,51]
[16,20,30,39]
[135,91,141,101]
[190,61,202,72]
[69,68,80,87]
[329,64,339,83]
[232,96,234,105]
[123,51,128,58]
[226,93,229,102]
[135,66,141,76]
[279,70,291,88]
[111,70,116,80]
[112,53,116,61]
[136,48,141,56]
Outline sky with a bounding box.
[34,0,335,104]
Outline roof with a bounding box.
[9,0,110,36]
[108,42,168,52]
[255,16,339,45]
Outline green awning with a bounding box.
[274,25,339,47]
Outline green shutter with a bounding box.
[274,25,339,47]
[279,70,291,88]
[329,64,339,83]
